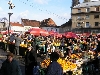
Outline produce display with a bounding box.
[70,54,81,59]
[41,58,77,72]
[20,44,27,48]
[57,58,77,72]
[41,58,50,68]
[40,51,98,75]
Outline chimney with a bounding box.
[83,0,91,3]
[17,22,19,24]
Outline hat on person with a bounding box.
[6,52,14,57]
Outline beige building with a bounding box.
[72,1,100,33]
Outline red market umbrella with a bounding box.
[54,33,62,38]
[26,28,40,36]
[82,33,90,37]
[64,32,78,38]
[27,28,49,36]
[72,33,78,38]
[0,31,6,34]
[4,30,14,34]
[64,32,73,38]
[39,29,49,36]
[49,31,62,37]
[49,31,56,35]
[66,34,72,38]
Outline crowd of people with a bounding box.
[0,32,100,75]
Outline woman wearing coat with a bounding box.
[25,45,37,75]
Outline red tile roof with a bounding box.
[10,22,23,27]
[21,18,40,27]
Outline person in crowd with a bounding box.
[35,37,41,53]
[0,52,22,75]
[46,52,63,75]
[4,35,9,51]
[14,34,23,55]
[9,34,15,42]
[31,38,37,61]
[25,45,37,75]
[9,34,15,53]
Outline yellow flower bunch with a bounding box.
[20,44,27,48]
[41,58,77,71]
[70,54,80,59]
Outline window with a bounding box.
[96,7,99,11]
[78,9,81,13]
[94,15,99,19]
[85,22,90,28]
[56,29,57,31]
[86,8,90,12]
[77,23,81,27]
[77,16,81,19]
[51,28,53,31]
[86,15,89,19]
[95,22,99,26]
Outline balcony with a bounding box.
[77,17,84,21]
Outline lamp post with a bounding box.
[8,0,15,36]
[8,13,13,36]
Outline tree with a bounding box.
[0,17,8,27]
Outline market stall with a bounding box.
[40,51,99,75]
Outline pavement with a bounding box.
[0,49,46,75]
[0,49,25,75]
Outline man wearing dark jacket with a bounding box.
[46,52,63,75]
[0,52,22,75]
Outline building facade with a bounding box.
[10,22,25,32]
[41,26,60,33]
[84,0,91,3]
[72,1,100,33]
[59,19,72,33]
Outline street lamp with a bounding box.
[8,0,15,36]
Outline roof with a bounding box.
[21,18,40,27]
[61,19,72,28]
[40,26,60,28]
[10,22,23,27]
[40,18,57,27]
[73,1,100,8]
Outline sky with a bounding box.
[0,0,99,26]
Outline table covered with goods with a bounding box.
[40,51,100,75]
[0,41,28,56]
